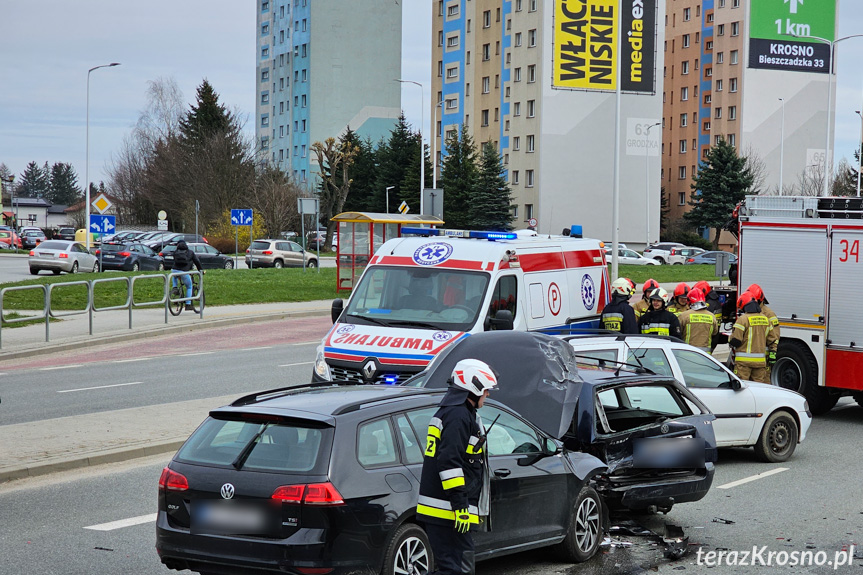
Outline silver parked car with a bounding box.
[29,240,99,275]
[245,239,318,268]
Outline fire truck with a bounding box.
[735,195,863,414]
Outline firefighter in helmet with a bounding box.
[730,291,777,384]
[746,284,780,374]
[667,282,691,316]
[693,280,722,314]
[632,278,660,321]
[677,288,718,352]
[601,278,639,334]
[638,287,682,338]
[418,359,497,575]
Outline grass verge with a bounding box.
[611,264,729,284]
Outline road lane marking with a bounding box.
[717,467,788,489]
[180,351,214,357]
[58,381,144,394]
[240,346,272,351]
[39,364,83,371]
[84,513,156,531]
[113,357,153,363]
[291,341,320,346]
[279,362,314,368]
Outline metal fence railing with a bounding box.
[0,271,203,349]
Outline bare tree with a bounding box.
[743,145,773,195]
[791,163,825,196]
[251,164,303,238]
[311,136,358,250]
[134,77,184,148]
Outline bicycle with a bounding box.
[168,271,205,316]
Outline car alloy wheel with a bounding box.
[555,484,603,562]
[273,260,283,269]
[70,261,78,273]
[132,262,140,271]
[224,260,233,269]
[383,524,432,575]
[575,491,600,554]
[158,262,165,271]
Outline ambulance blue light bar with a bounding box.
[401,227,517,241]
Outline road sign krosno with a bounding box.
[748,0,836,74]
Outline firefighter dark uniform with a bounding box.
[601,278,639,334]
[678,289,718,352]
[730,294,777,384]
[638,288,682,339]
[418,360,495,575]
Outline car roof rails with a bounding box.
[332,388,443,415]
[230,382,345,406]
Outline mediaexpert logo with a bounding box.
[696,545,856,570]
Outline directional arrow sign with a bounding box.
[90,214,116,235]
[231,209,253,226]
[785,0,802,15]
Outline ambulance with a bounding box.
[312,227,610,384]
[735,195,863,414]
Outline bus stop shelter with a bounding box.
[332,212,445,291]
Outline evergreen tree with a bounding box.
[337,130,377,213]
[399,135,432,210]
[471,142,514,230]
[18,161,50,198]
[685,138,753,249]
[47,162,82,206]
[178,79,233,147]
[374,114,419,213]
[440,130,478,229]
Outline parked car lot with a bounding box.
[0,227,22,250]
[307,229,338,252]
[20,229,46,249]
[144,232,208,252]
[55,227,76,241]
[642,242,685,264]
[565,334,811,462]
[614,248,660,265]
[667,246,705,265]
[157,384,607,574]
[684,250,738,265]
[160,242,234,269]
[246,239,318,268]
[95,242,164,271]
[28,240,99,275]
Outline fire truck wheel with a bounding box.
[772,340,838,415]
[754,410,798,463]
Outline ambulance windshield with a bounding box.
[343,266,491,332]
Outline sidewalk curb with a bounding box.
[0,440,185,484]
[0,306,330,361]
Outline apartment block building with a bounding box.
[432,0,667,246]
[663,0,836,225]
[255,0,403,183]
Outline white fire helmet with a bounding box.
[450,359,498,396]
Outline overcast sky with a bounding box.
[1,0,862,192]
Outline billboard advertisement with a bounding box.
[553,0,656,93]
[748,0,837,74]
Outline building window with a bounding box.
[717,24,725,35]
[681,87,689,101]
[513,102,521,116]
[527,65,536,82]
[526,170,535,187]
[447,4,459,16]
[262,46,269,59]
[438,31,443,46]
[683,7,690,20]
[679,166,687,179]
[716,52,724,63]
[683,34,690,48]
[733,0,740,6]
[495,74,500,88]
[528,29,537,47]
[729,106,737,120]
[529,0,537,12]
[730,77,738,92]
[707,13,714,23]
[513,136,520,150]
[262,23,269,35]
[704,121,711,131]
[481,109,489,126]
[261,115,269,127]
[512,170,519,184]
[715,79,723,91]
[731,50,739,64]
[438,61,443,77]
[447,35,459,47]
[261,69,269,82]
[729,133,737,147]
[682,61,689,74]
[261,92,269,104]
[483,10,491,27]
[262,0,269,10]
[465,83,470,96]
[706,40,713,50]
[719,0,725,6]
[446,98,457,109]
[704,94,711,105]
[731,22,739,36]
[527,99,535,117]
[261,137,269,149]
[679,192,686,205]
[705,67,713,78]
[680,140,687,153]
[714,135,722,145]
[447,66,458,79]
[680,113,688,127]
[514,67,521,82]
[438,0,444,15]
[482,76,490,93]
[302,94,307,107]
[715,107,722,119]
[515,32,522,46]
[527,134,535,152]
[516,0,522,10]
[482,44,490,60]
[494,108,499,121]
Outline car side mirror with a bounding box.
[730,375,743,391]
[489,309,514,331]
[331,299,344,324]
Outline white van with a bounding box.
[312,228,610,384]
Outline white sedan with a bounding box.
[616,248,660,265]
[565,335,811,463]
[28,240,100,275]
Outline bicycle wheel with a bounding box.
[169,285,184,316]
[191,279,204,313]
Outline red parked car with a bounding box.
[0,228,22,249]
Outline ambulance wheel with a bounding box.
[555,485,603,563]
[772,340,838,415]
[381,523,433,575]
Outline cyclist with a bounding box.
[171,241,204,310]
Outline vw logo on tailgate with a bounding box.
[220,483,235,500]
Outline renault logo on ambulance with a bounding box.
[362,360,378,381]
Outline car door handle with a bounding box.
[493,469,511,478]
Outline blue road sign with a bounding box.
[90,215,116,235]
[231,209,253,226]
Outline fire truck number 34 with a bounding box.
[838,239,860,263]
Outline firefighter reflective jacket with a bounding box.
[678,308,719,351]
[667,301,691,316]
[731,312,778,367]
[638,309,682,339]
[632,298,650,320]
[418,388,489,529]
[601,296,639,334]
[760,304,780,339]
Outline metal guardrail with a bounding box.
[0,271,204,349]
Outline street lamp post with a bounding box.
[385,186,395,213]
[85,62,121,250]
[856,110,863,198]
[644,122,660,249]
[779,98,785,196]
[432,100,444,189]
[396,79,424,214]
[790,33,863,197]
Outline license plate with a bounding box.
[38,252,54,258]
[190,500,275,535]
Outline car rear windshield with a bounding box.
[175,416,332,474]
[100,244,128,252]
[250,241,271,250]
[37,241,69,250]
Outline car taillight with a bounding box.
[59,253,68,258]
[687,258,694,262]
[28,250,35,256]
[272,482,344,505]
[158,467,189,491]
[118,251,131,257]
[262,250,273,255]
[245,249,250,254]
